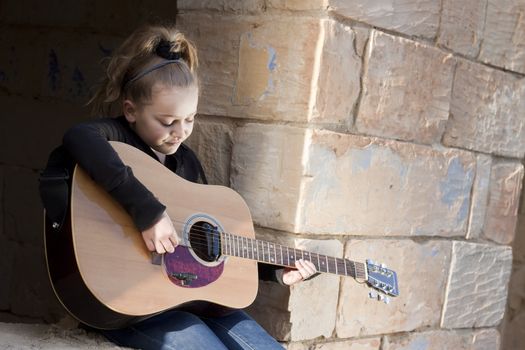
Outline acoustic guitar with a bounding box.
[44,141,399,330]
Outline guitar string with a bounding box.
[149,221,367,276]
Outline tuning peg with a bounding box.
[366,259,375,265]
[368,290,378,299]
[380,263,387,268]
[383,296,391,304]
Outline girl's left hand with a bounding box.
[282,259,317,286]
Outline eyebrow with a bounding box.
[157,112,196,118]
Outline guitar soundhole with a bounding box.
[189,221,222,262]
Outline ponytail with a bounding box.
[87,24,198,117]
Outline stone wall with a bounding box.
[0,1,523,349]
[177,1,525,349]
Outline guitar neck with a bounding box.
[220,232,366,280]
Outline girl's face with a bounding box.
[123,84,198,155]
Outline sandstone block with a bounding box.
[479,0,525,74]
[178,0,264,13]
[441,242,512,328]
[268,0,327,11]
[483,161,524,244]
[288,239,342,341]
[466,154,492,239]
[177,15,360,123]
[299,130,475,236]
[231,124,306,232]
[184,117,234,186]
[437,0,486,57]
[337,239,451,337]
[383,329,500,350]
[355,31,455,144]
[443,59,525,158]
[287,337,381,350]
[176,14,315,122]
[310,20,361,124]
[329,0,440,38]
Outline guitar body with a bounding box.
[45,142,259,329]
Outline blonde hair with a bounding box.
[88,24,198,116]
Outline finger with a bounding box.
[296,260,315,278]
[169,234,179,248]
[144,238,156,252]
[302,260,317,274]
[161,238,175,254]
[154,240,166,254]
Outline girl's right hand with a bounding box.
[141,211,178,254]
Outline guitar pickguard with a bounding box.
[164,246,224,288]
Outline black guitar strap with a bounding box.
[39,146,74,231]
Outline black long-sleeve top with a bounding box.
[61,116,283,284]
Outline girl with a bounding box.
[43,24,317,349]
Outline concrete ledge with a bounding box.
[0,322,129,349]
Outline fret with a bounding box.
[285,246,290,266]
[242,237,247,258]
[235,235,239,257]
[268,243,276,264]
[248,238,253,260]
[318,254,327,273]
[316,252,320,271]
[226,234,231,256]
[327,256,336,274]
[345,259,356,278]
[275,244,283,265]
[288,247,296,266]
[257,240,262,262]
[336,258,346,276]
[303,251,310,264]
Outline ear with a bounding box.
[122,99,138,123]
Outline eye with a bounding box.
[185,117,195,123]
[161,120,175,127]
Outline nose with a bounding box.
[169,123,184,139]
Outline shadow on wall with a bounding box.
[0,0,178,323]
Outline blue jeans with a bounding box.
[100,309,284,350]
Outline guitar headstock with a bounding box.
[365,259,399,303]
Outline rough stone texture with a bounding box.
[466,154,492,239]
[483,161,524,244]
[443,59,525,158]
[479,0,525,74]
[178,0,265,13]
[288,239,342,341]
[287,337,381,350]
[383,329,500,350]
[0,95,89,169]
[310,20,361,124]
[177,14,317,122]
[299,130,475,236]
[329,0,441,39]
[246,228,342,342]
[184,117,234,186]
[502,264,525,350]
[0,322,127,349]
[231,124,306,232]
[355,31,455,144]
[437,0,487,57]
[268,0,327,11]
[337,239,451,337]
[0,238,16,311]
[441,242,512,328]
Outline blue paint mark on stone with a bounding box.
[98,43,112,57]
[351,147,373,174]
[410,337,429,350]
[48,49,61,91]
[72,66,86,97]
[439,157,473,224]
[267,47,277,71]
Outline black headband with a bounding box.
[122,40,182,89]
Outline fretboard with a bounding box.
[221,232,366,280]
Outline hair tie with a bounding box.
[155,40,181,60]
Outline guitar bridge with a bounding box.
[171,272,198,286]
